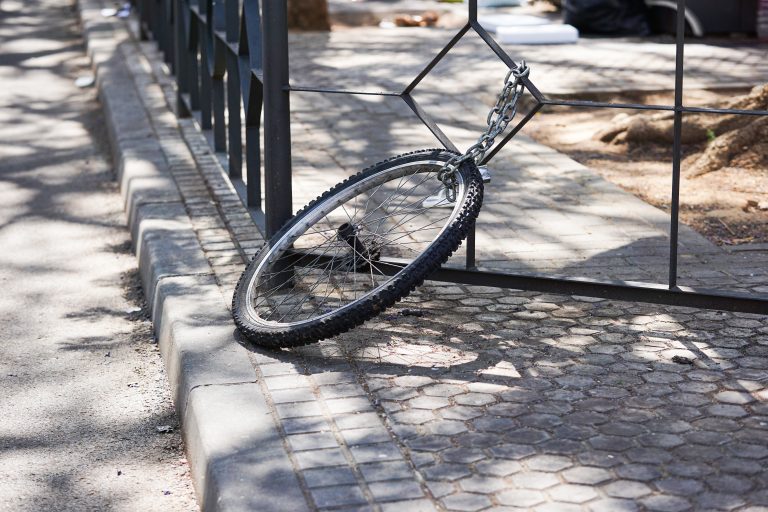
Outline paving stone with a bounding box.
[486,403,528,417]
[655,477,705,496]
[293,448,348,470]
[441,447,486,464]
[453,433,502,450]
[288,432,341,451]
[368,480,424,502]
[377,387,419,401]
[350,443,403,464]
[696,492,745,510]
[265,374,311,391]
[710,457,764,475]
[539,438,583,455]
[441,406,484,421]
[707,404,749,418]
[392,409,437,425]
[586,498,639,512]
[454,393,496,406]
[518,413,562,429]
[504,428,550,445]
[496,489,546,507]
[531,503,583,512]
[423,384,465,397]
[625,447,674,464]
[521,454,573,473]
[588,434,636,452]
[311,485,368,509]
[602,480,653,499]
[547,483,599,503]
[684,430,731,446]
[425,420,469,436]
[423,464,472,482]
[472,416,518,433]
[577,451,623,468]
[554,425,597,441]
[406,436,453,453]
[380,500,438,512]
[640,495,692,512]
[599,422,647,437]
[408,395,451,410]
[271,388,317,404]
[302,466,358,488]
[441,492,492,512]
[715,390,756,405]
[359,461,414,483]
[561,466,612,485]
[342,427,392,446]
[615,464,662,482]
[706,474,754,494]
[510,471,560,490]
[727,442,768,460]
[475,459,522,477]
[458,475,508,494]
[275,402,323,419]
[489,444,537,460]
[425,480,455,499]
[638,433,685,449]
[282,417,332,435]
[313,371,357,386]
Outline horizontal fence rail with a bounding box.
[134,0,768,314]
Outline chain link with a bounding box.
[437,62,530,200]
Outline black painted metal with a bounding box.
[261,1,293,237]
[134,0,768,314]
[282,250,768,315]
[668,0,688,289]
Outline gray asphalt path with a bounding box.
[0,0,197,510]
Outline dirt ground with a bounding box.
[523,89,768,246]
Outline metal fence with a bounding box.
[134,0,767,314]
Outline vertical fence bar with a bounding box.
[465,0,478,270]
[138,0,150,40]
[468,0,477,21]
[174,0,191,117]
[188,15,201,110]
[210,0,227,152]
[165,0,175,71]
[225,0,242,178]
[198,1,212,130]
[668,0,686,288]
[261,0,293,237]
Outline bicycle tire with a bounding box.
[232,149,484,348]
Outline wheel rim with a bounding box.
[245,159,469,328]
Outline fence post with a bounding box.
[261,0,293,237]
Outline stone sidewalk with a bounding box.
[84,4,768,511]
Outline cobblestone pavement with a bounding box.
[131,22,768,512]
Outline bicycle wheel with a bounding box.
[232,149,484,348]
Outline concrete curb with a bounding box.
[77,3,307,510]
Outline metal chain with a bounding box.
[437,62,530,200]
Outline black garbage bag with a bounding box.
[563,0,651,36]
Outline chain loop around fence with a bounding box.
[437,62,530,200]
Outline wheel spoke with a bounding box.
[242,157,472,328]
